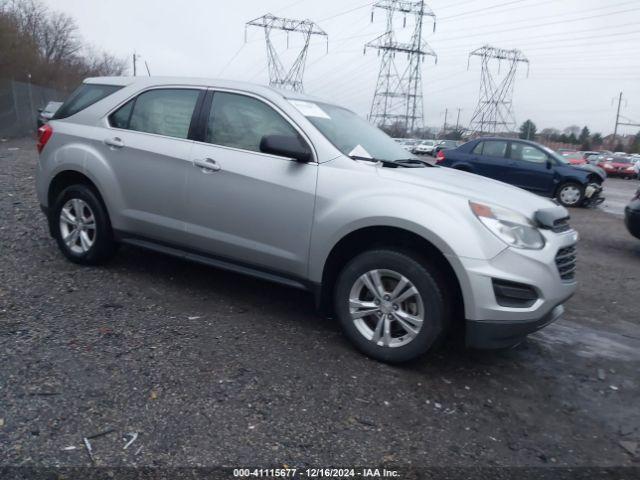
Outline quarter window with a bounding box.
[109,89,200,140]
[206,92,301,154]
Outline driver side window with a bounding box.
[511,143,548,164]
[206,92,301,154]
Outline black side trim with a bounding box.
[534,207,570,231]
[114,230,313,293]
[187,90,208,142]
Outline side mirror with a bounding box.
[259,135,312,163]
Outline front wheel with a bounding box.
[334,249,448,363]
[556,182,584,208]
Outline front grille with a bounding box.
[555,245,577,281]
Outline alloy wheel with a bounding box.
[59,198,96,254]
[348,269,425,348]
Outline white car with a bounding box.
[414,140,437,155]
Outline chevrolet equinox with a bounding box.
[35,77,578,362]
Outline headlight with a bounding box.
[469,201,545,250]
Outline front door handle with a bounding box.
[193,158,221,173]
[104,137,125,149]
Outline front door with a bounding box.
[508,142,556,194]
[184,91,318,279]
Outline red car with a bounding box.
[597,156,637,178]
[561,151,587,165]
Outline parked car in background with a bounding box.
[35,76,579,362]
[581,151,600,160]
[625,188,640,239]
[559,151,587,165]
[414,139,437,155]
[36,101,63,128]
[436,138,605,207]
[597,155,637,179]
[433,140,459,155]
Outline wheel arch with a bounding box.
[317,225,465,329]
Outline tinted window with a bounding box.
[111,89,200,139]
[207,92,300,153]
[53,84,122,119]
[482,141,508,157]
[511,143,548,163]
[472,142,484,155]
[110,100,134,129]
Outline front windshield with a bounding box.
[289,100,413,161]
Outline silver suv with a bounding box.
[36,77,578,363]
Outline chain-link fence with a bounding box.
[0,79,66,138]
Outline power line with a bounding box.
[434,1,640,43]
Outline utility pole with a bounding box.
[442,108,448,136]
[246,14,328,92]
[365,0,437,134]
[467,45,529,136]
[132,52,137,76]
[455,108,461,131]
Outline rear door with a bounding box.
[183,90,318,279]
[102,87,204,242]
[507,141,556,194]
[471,140,511,181]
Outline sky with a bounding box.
[41,0,640,136]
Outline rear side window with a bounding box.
[109,89,201,140]
[482,141,508,158]
[53,84,122,120]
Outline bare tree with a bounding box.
[0,0,124,91]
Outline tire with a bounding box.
[333,249,448,363]
[51,184,116,265]
[556,182,585,208]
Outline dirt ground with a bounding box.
[1,138,639,473]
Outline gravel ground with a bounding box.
[1,138,639,470]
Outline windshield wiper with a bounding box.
[349,155,428,168]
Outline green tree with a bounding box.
[591,133,603,147]
[579,126,591,150]
[519,119,537,140]
[614,141,625,152]
[568,133,578,145]
[629,132,640,154]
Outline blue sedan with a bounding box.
[435,138,605,207]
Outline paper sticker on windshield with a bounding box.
[290,100,331,119]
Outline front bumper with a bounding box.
[466,304,564,349]
[447,228,578,348]
[625,204,640,239]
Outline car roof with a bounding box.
[84,76,327,104]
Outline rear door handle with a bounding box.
[193,158,221,173]
[104,137,125,149]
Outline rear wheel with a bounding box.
[556,182,584,207]
[51,184,116,265]
[334,249,448,363]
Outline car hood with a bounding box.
[377,165,560,219]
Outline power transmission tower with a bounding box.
[246,13,328,92]
[365,1,437,134]
[467,45,529,136]
[614,92,640,137]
